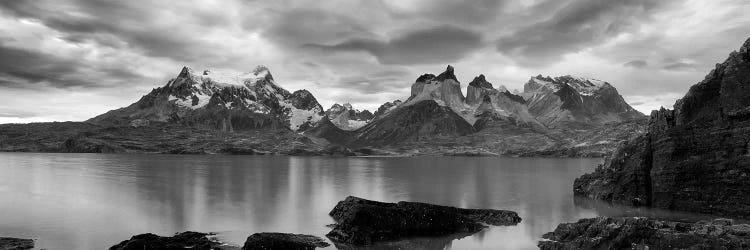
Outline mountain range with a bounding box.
[0,62,647,156]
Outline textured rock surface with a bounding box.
[109,231,228,250]
[0,237,34,250]
[325,196,521,245]
[242,233,329,250]
[574,37,750,218]
[538,217,750,250]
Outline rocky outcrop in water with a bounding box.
[325,196,521,245]
[242,233,329,250]
[538,217,750,250]
[0,237,34,250]
[109,232,226,250]
[574,37,750,218]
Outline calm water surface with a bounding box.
[0,153,727,249]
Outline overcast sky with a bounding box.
[1,0,749,123]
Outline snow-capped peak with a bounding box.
[199,69,257,87]
[558,75,609,96]
[526,75,609,96]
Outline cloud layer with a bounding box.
[0,0,749,123]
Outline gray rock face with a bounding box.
[242,233,329,250]
[574,37,750,218]
[325,196,521,246]
[522,74,644,128]
[539,217,750,250]
[89,66,324,132]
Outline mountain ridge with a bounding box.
[4,62,649,157]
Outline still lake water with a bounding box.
[0,153,726,249]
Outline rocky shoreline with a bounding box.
[538,217,750,249]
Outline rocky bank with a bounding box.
[573,37,750,218]
[539,217,750,250]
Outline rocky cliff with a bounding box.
[574,37,750,218]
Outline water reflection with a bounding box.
[2,153,729,249]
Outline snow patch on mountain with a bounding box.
[283,101,323,131]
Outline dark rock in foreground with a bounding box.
[242,233,329,250]
[573,36,750,218]
[109,231,227,250]
[0,237,34,250]
[326,196,521,245]
[539,217,750,250]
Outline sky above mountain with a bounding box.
[0,0,749,123]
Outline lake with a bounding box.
[0,153,725,249]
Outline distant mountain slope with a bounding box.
[89,66,324,132]
[466,74,543,130]
[522,75,644,128]
[324,103,374,130]
[349,100,475,147]
[372,100,402,120]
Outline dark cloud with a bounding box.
[306,26,484,65]
[0,1,229,63]
[623,60,648,68]
[0,44,86,88]
[262,9,374,48]
[0,42,145,89]
[386,0,508,26]
[335,69,411,94]
[496,0,672,66]
[663,61,698,71]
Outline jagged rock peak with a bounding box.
[177,66,196,80]
[435,65,458,82]
[469,74,493,89]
